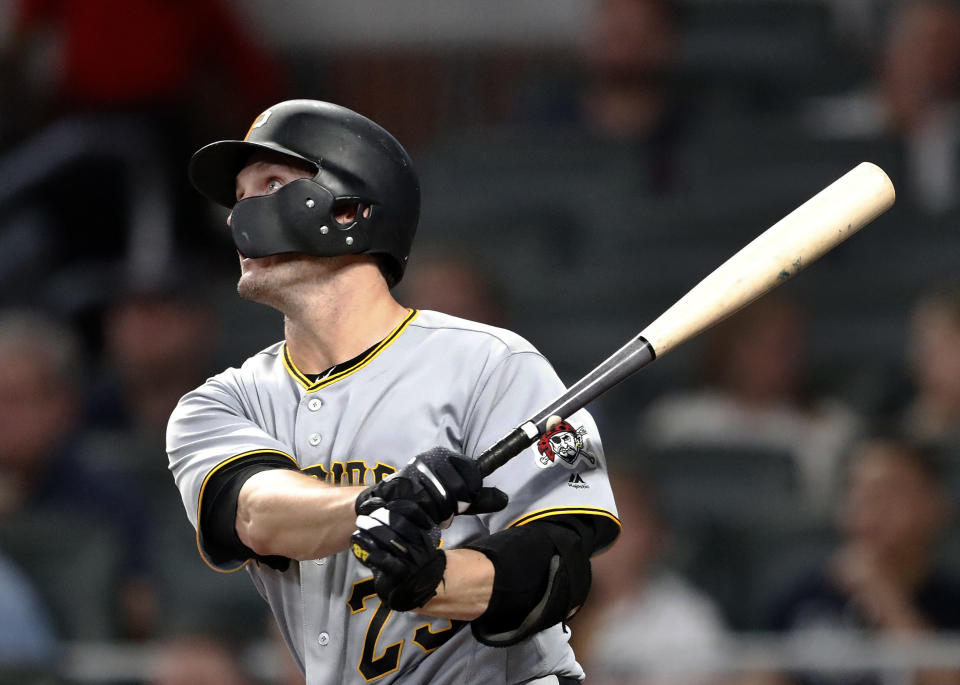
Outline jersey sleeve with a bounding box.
[166,372,298,572]
[461,350,620,549]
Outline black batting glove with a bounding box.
[355,447,508,523]
[350,499,446,611]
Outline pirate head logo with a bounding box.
[537,421,596,469]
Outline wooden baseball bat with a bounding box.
[477,162,896,477]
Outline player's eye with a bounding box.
[266,179,283,193]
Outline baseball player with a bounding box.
[167,100,620,685]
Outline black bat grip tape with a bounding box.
[475,336,656,478]
[476,427,534,478]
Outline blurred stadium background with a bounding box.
[3,0,960,683]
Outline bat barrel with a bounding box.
[639,162,895,358]
[475,162,895,479]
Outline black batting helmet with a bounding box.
[188,99,420,286]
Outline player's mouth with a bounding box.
[239,252,287,269]
[239,252,268,268]
[239,250,267,263]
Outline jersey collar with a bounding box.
[282,309,418,392]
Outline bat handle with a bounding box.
[475,336,657,478]
[476,427,536,477]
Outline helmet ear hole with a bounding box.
[333,201,362,225]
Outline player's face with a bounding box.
[231,151,316,232]
[229,153,373,307]
[230,153,332,305]
[550,432,577,457]
[231,151,367,230]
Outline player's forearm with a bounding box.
[237,469,364,560]
[412,549,494,621]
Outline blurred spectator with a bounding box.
[900,281,960,447]
[583,0,683,136]
[0,548,57,666]
[802,0,960,213]
[0,310,154,639]
[638,296,862,516]
[151,634,251,685]
[520,0,692,193]
[0,311,78,515]
[584,0,692,193]
[570,469,728,685]
[0,0,285,303]
[271,620,307,685]
[77,274,271,642]
[87,272,217,443]
[763,437,960,685]
[396,252,507,327]
[6,0,282,136]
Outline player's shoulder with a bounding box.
[200,340,286,391]
[407,309,540,358]
[170,341,286,424]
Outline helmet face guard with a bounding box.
[230,179,375,259]
[188,100,420,285]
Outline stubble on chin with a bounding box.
[235,254,356,310]
[236,274,263,302]
[237,271,286,309]
[236,256,318,309]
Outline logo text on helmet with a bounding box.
[244,109,273,141]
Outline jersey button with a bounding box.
[308,433,322,446]
[318,632,330,647]
[307,398,323,411]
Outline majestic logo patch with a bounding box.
[537,421,596,469]
[567,473,589,489]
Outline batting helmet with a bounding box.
[188,99,420,286]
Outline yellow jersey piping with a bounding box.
[506,506,621,530]
[283,309,419,393]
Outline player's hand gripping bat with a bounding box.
[476,162,896,478]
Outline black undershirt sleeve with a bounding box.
[199,453,300,571]
[466,513,620,639]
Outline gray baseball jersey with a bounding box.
[167,309,619,685]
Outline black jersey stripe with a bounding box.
[194,449,298,573]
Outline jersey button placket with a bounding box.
[317,632,330,647]
[302,395,323,449]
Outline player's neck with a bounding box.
[282,270,408,374]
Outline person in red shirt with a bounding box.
[11,0,283,123]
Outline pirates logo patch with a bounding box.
[536,421,597,469]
